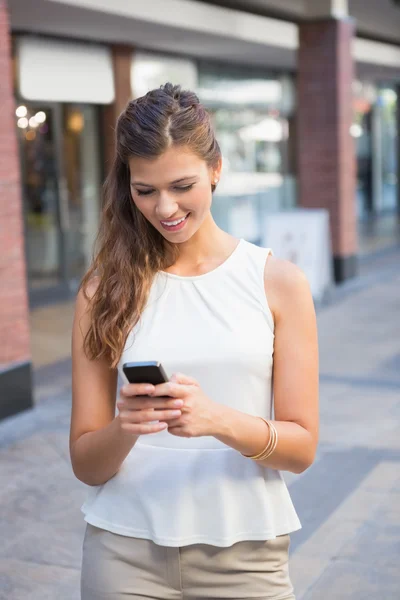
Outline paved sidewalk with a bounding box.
[1,249,399,599]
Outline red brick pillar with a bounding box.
[103,45,133,173]
[0,0,33,419]
[298,18,357,282]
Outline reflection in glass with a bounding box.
[17,103,101,296]
[18,105,62,289]
[63,104,101,286]
[378,87,398,213]
[197,65,296,244]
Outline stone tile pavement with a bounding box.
[1,247,399,599]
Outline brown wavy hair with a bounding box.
[80,83,221,367]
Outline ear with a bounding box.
[212,158,223,185]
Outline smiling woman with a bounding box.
[71,83,319,600]
[129,147,220,239]
[78,84,222,365]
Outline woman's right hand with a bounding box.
[116,383,183,435]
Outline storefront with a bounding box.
[353,80,399,220]
[13,40,400,306]
[197,61,296,245]
[14,36,114,305]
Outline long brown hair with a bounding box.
[81,83,221,367]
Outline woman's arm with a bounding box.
[70,282,184,486]
[214,256,319,474]
[70,283,139,486]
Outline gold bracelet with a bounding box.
[255,422,278,461]
[252,419,274,459]
[253,420,275,460]
[242,418,278,461]
[241,418,273,459]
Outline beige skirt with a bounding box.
[81,524,295,600]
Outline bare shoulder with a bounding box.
[73,276,101,341]
[79,275,100,303]
[264,255,309,290]
[263,255,313,322]
[75,275,100,314]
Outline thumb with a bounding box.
[170,372,199,386]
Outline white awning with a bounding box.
[17,36,115,104]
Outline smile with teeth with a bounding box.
[161,214,189,227]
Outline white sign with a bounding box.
[261,209,334,302]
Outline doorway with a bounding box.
[16,102,102,305]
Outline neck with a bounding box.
[168,215,238,275]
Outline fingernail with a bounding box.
[145,385,154,393]
[173,400,184,407]
[171,410,181,417]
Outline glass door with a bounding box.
[16,101,102,304]
[62,104,101,289]
[17,103,65,295]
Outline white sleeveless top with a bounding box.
[81,239,301,547]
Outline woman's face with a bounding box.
[129,146,221,243]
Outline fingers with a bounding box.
[120,421,168,435]
[165,417,184,428]
[121,383,155,397]
[170,372,199,386]
[117,396,184,411]
[168,426,190,438]
[118,408,183,436]
[119,408,182,424]
[118,376,197,436]
[151,382,192,399]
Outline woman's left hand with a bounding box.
[150,373,222,437]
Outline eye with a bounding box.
[174,184,194,193]
[136,189,154,196]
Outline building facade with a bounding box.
[1,0,400,418]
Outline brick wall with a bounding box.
[103,45,133,172]
[298,18,357,281]
[0,0,31,369]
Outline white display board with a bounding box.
[261,209,334,302]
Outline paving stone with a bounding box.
[0,465,85,526]
[289,556,331,600]
[0,433,62,475]
[0,460,86,552]
[338,520,400,570]
[289,448,379,552]
[0,559,80,600]
[302,559,400,600]
[290,461,400,597]
[0,517,85,570]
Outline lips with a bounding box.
[161,215,187,227]
[160,213,190,232]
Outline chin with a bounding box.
[163,230,195,244]
[156,220,200,243]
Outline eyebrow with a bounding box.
[131,176,198,187]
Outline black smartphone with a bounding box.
[122,361,169,386]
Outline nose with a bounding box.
[155,193,179,220]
